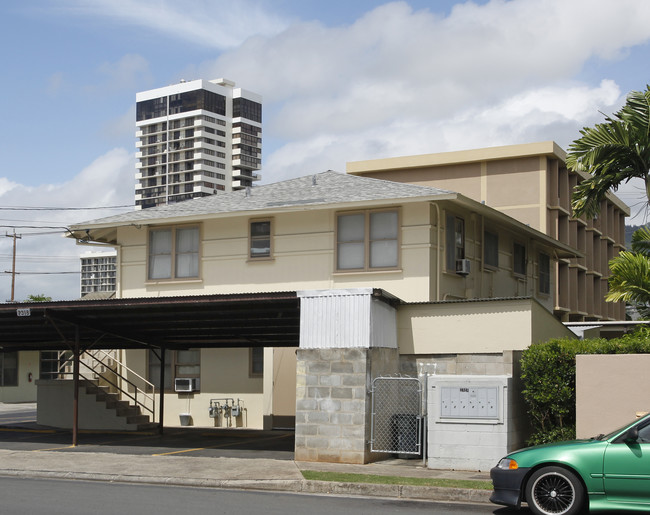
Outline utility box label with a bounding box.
[440,386,498,419]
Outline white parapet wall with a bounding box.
[427,375,512,471]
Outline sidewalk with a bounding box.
[0,402,492,504]
[0,447,492,504]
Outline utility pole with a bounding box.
[5,230,21,302]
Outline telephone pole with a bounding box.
[5,230,21,302]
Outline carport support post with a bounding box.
[158,346,165,435]
[72,328,80,447]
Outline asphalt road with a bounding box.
[0,477,496,515]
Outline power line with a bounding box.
[1,271,80,275]
[0,225,70,230]
[0,205,132,211]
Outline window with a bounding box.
[249,220,272,259]
[513,243,526,276]
[148,226,200,280]
[445,214,465,272]
[484,231,498,269]
[148,349,200,391]
[0,352,18,386]
[336,209,399,271]
[40,351,70,380]
[250,348,264,378]
[539,252,551,295]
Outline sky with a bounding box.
[1,0,650,302]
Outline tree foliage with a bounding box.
[521,328,650,446]
[567,85,650,219]
[606,226,650,317]
[25,294,52,302]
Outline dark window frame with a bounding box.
[445,213,465,273]
[483,230,499,269]
[249,219,273,260]
[249,348,264,378]
[148,349,200,392]
[538,252,551,295]
[0,352,18,387]
[513,242,527,276]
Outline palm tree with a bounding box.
[568,85,650,219]
[607,226,650,316]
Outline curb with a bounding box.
[0,469,491,503]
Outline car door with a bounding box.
[603,419,650,504]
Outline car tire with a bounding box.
[525,466,585,515]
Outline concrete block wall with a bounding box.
[399,351,517,377]
[295,347,398,464]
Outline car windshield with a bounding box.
[596,415,649,441]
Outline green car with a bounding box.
[490,413,650,514]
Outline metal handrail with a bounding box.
[56,350,156,423]
[80,350,155,422]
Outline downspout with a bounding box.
[433,203,441,302]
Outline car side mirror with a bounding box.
[624,426,639,443]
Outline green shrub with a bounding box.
[520,327,650,446]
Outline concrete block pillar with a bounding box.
[294,289,399,464]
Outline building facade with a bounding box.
[347,141,630,322]
[80,250,117,297]
[63,171,578,467]
[135,78,262,209]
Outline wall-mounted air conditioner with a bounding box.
[456,258,471,276]
[174,377,200,392]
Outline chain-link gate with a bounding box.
[370,376,423,455]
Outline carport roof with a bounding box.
[0,292,301,352]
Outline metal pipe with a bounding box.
[72,327,80,447]
[158,346,166,435]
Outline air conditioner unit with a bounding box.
[174,378,200,392]
[456,258,471,275]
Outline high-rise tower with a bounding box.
[135,78,262,209]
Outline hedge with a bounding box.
[520,326,650,446]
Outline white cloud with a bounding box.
[6,0,650,302]
[196,0,650,186]
[0,149,134,302]
[52,0,289,49]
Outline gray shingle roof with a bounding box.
[72,171,455,227]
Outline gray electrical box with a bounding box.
[440,386,498,419]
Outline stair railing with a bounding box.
[56,349,156,423]
[83,349,156,423]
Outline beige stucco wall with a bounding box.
[576,354,650,438]
[116,200,555,313]
[109,196,564,430]
[123,347,266,428]
[348,156,547,231]
[398,298,572,355]
[117,204,435,303]
[0,351,39,403]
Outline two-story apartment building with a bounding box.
[347,141,630,322]
[57,170,578,466]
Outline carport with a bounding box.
[0,292,300,445]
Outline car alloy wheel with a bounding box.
[525,466,584,515]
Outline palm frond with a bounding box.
[568,85,650,218]
[631,226,650,256]
[606,251,650,306]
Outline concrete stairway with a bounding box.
[83,380,156,431]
